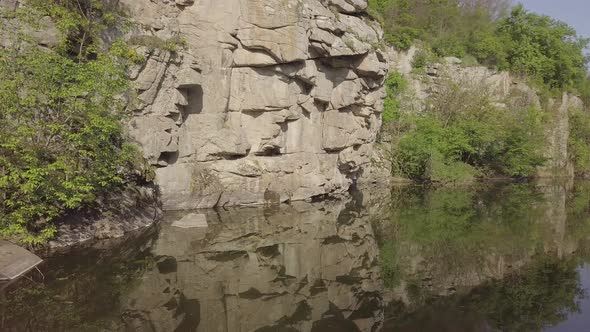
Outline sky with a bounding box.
[518,0,590,39]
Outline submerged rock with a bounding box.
[171,213,208,228]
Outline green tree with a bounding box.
[498,5,589,89]
[0,2,146,244]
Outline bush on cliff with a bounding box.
[497,6,589,91]
[0,1,146,244]
[371,0,590,180]
[381,71,408,124]
[387,79,546,183]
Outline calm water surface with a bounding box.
[3,181,590,331]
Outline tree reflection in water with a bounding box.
[2,181,590,332]
[380,181,590,332]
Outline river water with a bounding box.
[2,181,590,332]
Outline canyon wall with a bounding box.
[122,0,388,210]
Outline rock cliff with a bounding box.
[122,0,388,210]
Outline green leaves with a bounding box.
[370,1,589,93]
[0,3,146,244]
[388,81,546,183]
[499,5,588,90]
[382,71,408,125]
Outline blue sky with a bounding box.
[518,0,590,39]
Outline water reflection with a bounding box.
[2,181,590,332]
[1,198,385,332]
[122,201,384,332]
[380,181,590,331]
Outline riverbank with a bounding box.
[40,185,161,255]
[41,175,571,254]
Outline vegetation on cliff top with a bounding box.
[369,0,589,93]
[0,1,146,244]
[371,0,590,182]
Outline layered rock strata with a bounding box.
[122,0,388,210]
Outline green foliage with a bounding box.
[568,107,590,174]
[0,2,148,244]
[127,35,187,53]
[26,0,130,60]
[369,1,589,92]
[368,0,508,53]
[367,0,422,50]
[381,71,407,124]
[371,0,590,178]
[498,5,589,90]
[460,54,480,67]
[388,81,546,182]
[410,48,436,71]
[429,151,480,183]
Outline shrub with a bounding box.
[0,1,147,244]
[381,71,408,125]
[388,80,546,182]
[127,35,187,53]
[411,48,436,73]
[498,5,589,90]
[369,0,589,94]
[461,54,480,68]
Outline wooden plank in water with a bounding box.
[0,240,43,281]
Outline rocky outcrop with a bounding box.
[122,0,388,210]
[46,186,161,251]
[388,47,538,112]
[538,93,583,178]
[0,1,59,48]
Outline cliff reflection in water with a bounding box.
[1,196,386,332]
[3,181,590,332]
[120,199,385,332]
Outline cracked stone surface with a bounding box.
[120,0,389,210]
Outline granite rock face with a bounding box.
[122,0,388,210]
[538,93,583,177]
[0,1,59,48]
